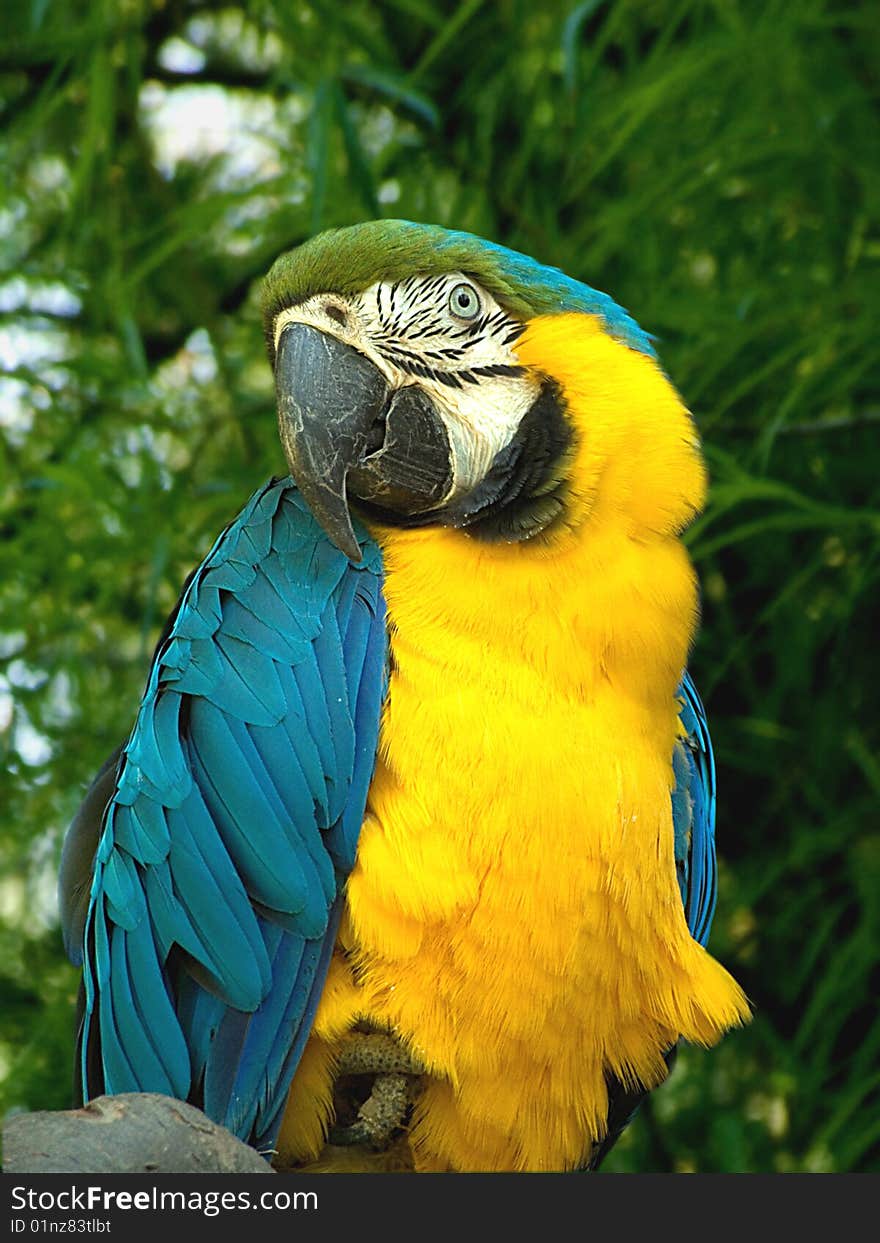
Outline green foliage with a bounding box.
[1,0,877,1171]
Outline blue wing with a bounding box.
[66,478,387,1151]
[672,670,718,947]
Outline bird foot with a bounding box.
[328,1032,424,1150]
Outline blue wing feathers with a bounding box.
[226,928,316,1140]
[124,928,191,1091]
[141,857,264,1004]
[194,916,325,1143]
[109,931,178,1092]
[339,581,375,692]
[222,580,306,664]
[223,710,338,908]
[275,663,331,823]
[78,478,387,1148]
[329,581,388,872]
[247,717,323,839]
[673,671,718,948]
[111,800,167,866]
[313,601,357,777]
[186,709,317,917]
[101,852,142,930]
[253,898,346,1151]
[291,650,341,809]
[331,567,361,638]
[166,807,271,1005]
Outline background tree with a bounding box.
[1,0,877,1172]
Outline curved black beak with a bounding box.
[274,321,455,558]
[274,322,389,561]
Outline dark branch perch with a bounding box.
[2,1094,274,1175]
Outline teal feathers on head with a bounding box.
[261,220,655,359]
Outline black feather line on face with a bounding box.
[406,318,445,339]
[361,274,525,366]
[470,363,523,378]
[379,357,459,388]
[379,353,525,387]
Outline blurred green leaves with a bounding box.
[1,0,877,1171]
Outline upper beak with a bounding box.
[274,321,455,559]
[274,322,389,561]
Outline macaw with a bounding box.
[59,220,749,1173]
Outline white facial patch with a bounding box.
[273,273,541,505]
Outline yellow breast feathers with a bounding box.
[278,312,749,1173]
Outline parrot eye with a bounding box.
[448,282,481,321]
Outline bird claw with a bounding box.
[328,1072,411,1149]
[328,1033,424,1151]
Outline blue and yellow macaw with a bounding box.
[59,220,749,1172]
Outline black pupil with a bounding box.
[457,290,471,308]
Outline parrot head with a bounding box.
[261,219,700,561]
